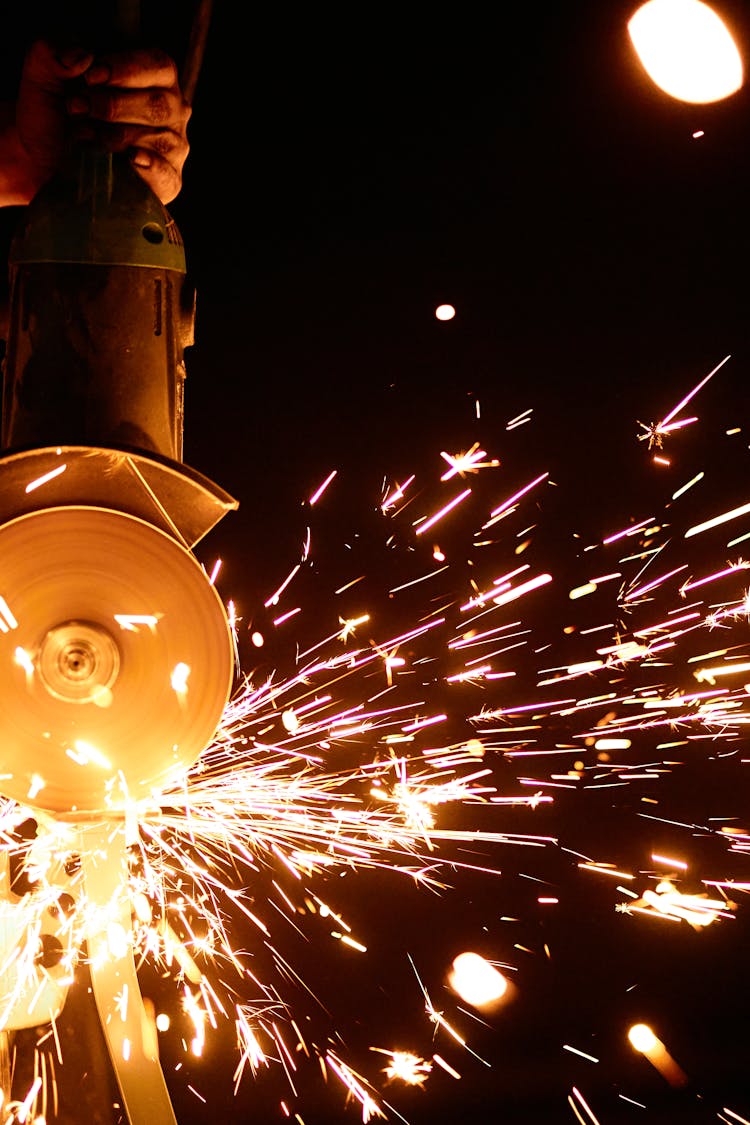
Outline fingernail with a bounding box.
[55,46,91,69]
[85,63,112,85]
[67,95,89,116]
[131,151,152,169]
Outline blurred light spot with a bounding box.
[628,0,743,104]
[114,614,159,633]
[448,952,508,1008]
[133,894,152,923]
[67,739,112,770]
[629,1023,658,1052]
[570,582,597,599]
[27,775,45,800]
[465,739,485,758]
[171,662,190,697]
[628,1023,687,1085]
[283,709,300,733]
[91,685,114,709]
[107,922,129,960]
[435,304,456,321]
[15,647,34,676]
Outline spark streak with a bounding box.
[309,470,337,506]
[415,489,471,535]
[24,463,67,493]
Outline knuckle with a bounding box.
[146,90,172,126]
[150,131,175,158]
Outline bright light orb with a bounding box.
[628,0,743,103]
[628,1022,659,1053]
[448,952,508,1008]
[435,304,456,321]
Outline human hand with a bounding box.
[16,40,190,204]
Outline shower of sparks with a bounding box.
[2,365,750,1123]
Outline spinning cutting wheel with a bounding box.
[0,505,233,815]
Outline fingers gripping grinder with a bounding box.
[0,147,237,1121]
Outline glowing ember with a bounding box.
[435,304,456,321]
[628,1,743,104]
[628,1024,687,1086]
[373,1048,432,1087]
[448,952,508,1008]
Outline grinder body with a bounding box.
[2,147,194,459]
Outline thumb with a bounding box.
[22,40,94,90]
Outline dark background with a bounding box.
[3,1,750,1122]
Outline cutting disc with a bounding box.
[0,506,233,815]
